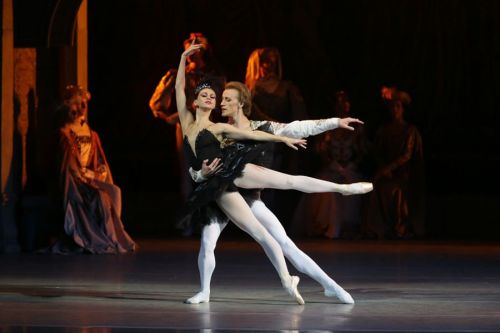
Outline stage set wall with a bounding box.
[2,1,500,252]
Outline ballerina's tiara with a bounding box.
[195,82,212,95]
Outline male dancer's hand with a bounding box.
[200,158,223,178]
[339,117,364,131]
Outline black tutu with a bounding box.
[179,129,270,228]
[187,142,268,226]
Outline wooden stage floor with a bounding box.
[1,238,500,332]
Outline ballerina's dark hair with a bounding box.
[194,76,224,97]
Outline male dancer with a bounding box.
[186,81,368,304]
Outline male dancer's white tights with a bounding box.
[186,163,368,304]
[186,199,353,304]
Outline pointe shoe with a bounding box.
[284,276,305,305]
[324,286,355,304]
[339,182,373,196]
[185,291,210,304]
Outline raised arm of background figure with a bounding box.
[149,68,177,117]
[253,117,364,139]
[175,43,203,131]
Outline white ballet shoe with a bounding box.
[185,291,210,304]
[338,182,373,196]
[324,286,355,304]
[284,276,305,305]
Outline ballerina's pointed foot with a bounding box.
[339,182,373,196]
[324,286,355,304]
[185,291,210,304]
[284,276,305,305]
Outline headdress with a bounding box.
[64,84,91,101]
[194,81,213,96]
[381,86,411,105]
[184,32,209,49]
[335,90,350,103]
[245,47,282,92]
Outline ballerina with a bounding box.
[176,43,307,304]
[176,43,372,304]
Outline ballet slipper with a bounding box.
[284,276,305,305]
[338,182,373,196]
[324,285,355,304]
[185,291,210,304]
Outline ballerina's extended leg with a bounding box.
[235,164,372,195]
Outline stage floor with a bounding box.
[1,238,500,332]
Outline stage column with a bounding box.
[76,0,87,89]
[1,0,20,253]
[59,0,87,91]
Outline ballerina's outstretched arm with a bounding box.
[175,42,203,133]
[208,122,307,150]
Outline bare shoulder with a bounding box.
[184,122,199,136]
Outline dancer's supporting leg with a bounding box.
[185,220,227,304]
[235,164,372,195]
[216,191,304,305]
[188,200,353,304]
[251,200,354,304]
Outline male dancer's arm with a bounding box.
[189,166,208,183]
[189,117,362,181]
[189,158,223,183]
[256,116,361,139]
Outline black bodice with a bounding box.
[181,127,268,226]
[183,129,223,170]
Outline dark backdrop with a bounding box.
[85,0,500,239]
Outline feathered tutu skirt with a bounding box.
[179,141,270,228]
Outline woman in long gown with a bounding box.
[50,85,136,254]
